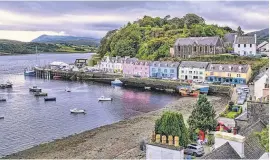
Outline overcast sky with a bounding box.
[0,1,268,42]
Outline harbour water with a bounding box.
[0,53,179,157]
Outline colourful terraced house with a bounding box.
[205,64,252,84]
[123,58,151,78]
[150,61,180,79]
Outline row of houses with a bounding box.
[170,33,268,58]
[97,56,252,84]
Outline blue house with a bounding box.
[150,61,180,79]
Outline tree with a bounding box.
[155,111,189,147]
[183,13,205,28]
[187,94,217,133]
[237,26,244,36]
[256,126,269,152]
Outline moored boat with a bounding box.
[193,84,209,94]
[29,86,42,92]
[0,117,4,119]
[24,69,35,76]
[98,96,112,101]
[70,108,86,114]
[0,98,6,102]
[44,97,56,101]
[111,79,123,86]
[34,92,48,97]
[177,85,200,97]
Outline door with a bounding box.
[185,75,188,80]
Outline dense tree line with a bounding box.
[97,13,232,61]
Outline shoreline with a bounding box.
[0,52,94,56]
[3,96,229,159]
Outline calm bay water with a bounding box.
[0,53,179,157]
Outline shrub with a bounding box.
[207,134,215,146]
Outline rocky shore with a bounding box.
[3,96,229,159]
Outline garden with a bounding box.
[219,101,242,119]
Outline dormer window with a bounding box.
[238,66,242,71]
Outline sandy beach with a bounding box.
[3,95,229,159]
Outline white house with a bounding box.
[98,56,125,73]
[254,70,269,99]
[257,41,269,52]
[146,143,184,160]
[178,61,209,82]
[233,34,256,56]
[49,61,69,70]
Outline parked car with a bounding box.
[184,144,205,157]
[204,81,213,84]
[193,79,203,83]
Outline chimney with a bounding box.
[234,34,237,44]
[174,136,179,147]
[254,34,257,44]
[156,134,161,143]
[214,131,245,158]
[162,135,167,144]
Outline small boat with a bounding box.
[144,87,151,90]
[193,84,209,94]
[0,84,6,89]
[53,76,61,80]
[44,97,56,101]
[34,92,48,97]
[70,108,86,114]
[0,117,4,119]
[0,98,6,102]
[24,68,35,76]
[29,86,42,92]
[177,85,200,97]
[65,88,71,92]
[111,79,123,86]
[98,96,112,101]
[5,81,13,88]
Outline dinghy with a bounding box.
[34,92,48,97]
[70,108,86,114]
[0,117,4,119]
[98,96,112,101]
[44,97,56,101]
[29,86,42,92]
[0,98,6,102]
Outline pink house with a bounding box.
[123,58,150,78]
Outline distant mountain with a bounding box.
[246,28,269,44]
[31,35,100,46]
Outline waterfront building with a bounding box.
[98,56,125,73]
[123,58,151,78]
[75,59,88,68]
[233,34,256,56]
[205,64,252,84]
[178,61,209,81]
[49,61,69,70]
[149,61,180,79]
[172,36,225,58]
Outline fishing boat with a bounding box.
[177,85,200,97]
[5,81,12,88]
[24,68,35,76]
[53,76,61,80]
[111,79,123,86]
[70,108,86,114]
[193,84,210,94]
[0,98,6,102]
[44,97,56,101]
[98,96,112,101]
[34,92,48,97]
[29,86,42,92]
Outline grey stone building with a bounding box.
[172,36,225,58]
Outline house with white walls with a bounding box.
[98,56,125,73]
[178,61,209,82]
[233,34,256,56]
[254,70,269,99]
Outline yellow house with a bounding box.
[205,64,252,84]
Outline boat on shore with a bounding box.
[0,81,13,89]
[24,68,36,76]
[29,86,42,92]
[111,79,123,86]
[98,96,112,101]
[44,97,56,101]
[177,85,200,97]
[34,92,48,97]
[193,84,210,94]
[0,98,6,102]
[70,108,86,114]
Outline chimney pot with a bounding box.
[156,134,161,143]
[174,136,179,147]
[151,131,156,142]
[168,135,173,145]
[162,135,167,144]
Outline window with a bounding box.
[199,76,203,79]
[170,69,174,73]
[228,73,231,77]
[238,51,240,54]
[196,71,198,74]
[194,71,196,74]
[237,74,241,77]
[158,68,161,72]
[164,69,167,73]
[200,71,203,74]
[210,72,214,75]
[189,71,192,74]
[238,44,240,47]
[189,75,192,79]
[193,46,196,52]
[178,46,180,51]
[181,75,185,78]
[152,68,155,72]
[250,51,252,54]
[244,44,246,48]
[181,70,184,73]
[200,46,202,52]
[250,44,252,47]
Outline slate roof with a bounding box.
[224,33,237,43]
[124,58,139,64]
[179,61,209,69]
[257,41,269,49]
[206,64,250,73]
[150,61,180,68]
[202,142,241,159]
[235,111,248,121]
[174,37,220,46]
[254,69,269,81]
[234,35,255,44]
[101,56,125,63]
[134,60,151,66]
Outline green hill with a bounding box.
[0,39,97,55]
[246,28,269,44]
[97,13,233,61]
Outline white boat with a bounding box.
[70,108,86,114]
[98,96,112,101]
